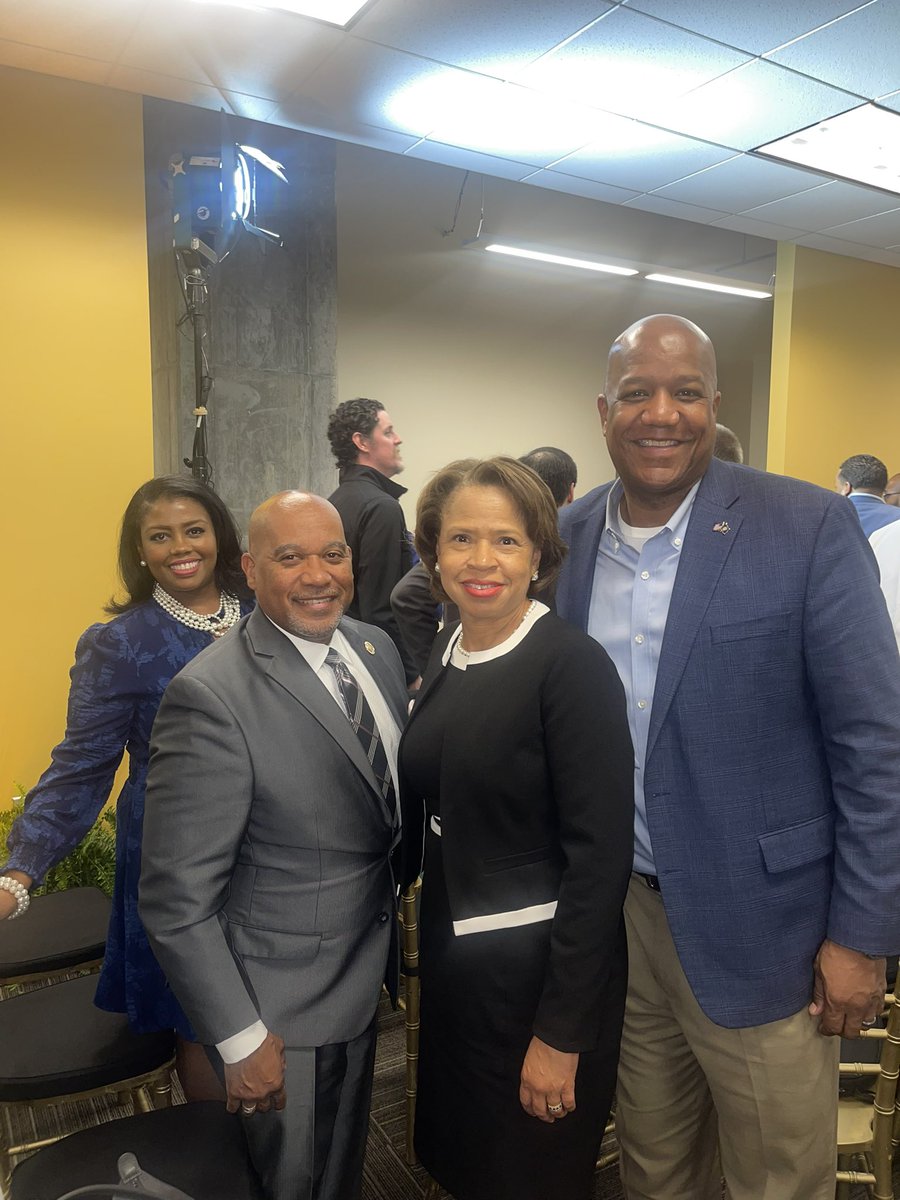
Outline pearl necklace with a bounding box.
[152,583,241,638]
[456,599,537,658]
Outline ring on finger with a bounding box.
[862,1017,877,1028]
[241,1103,257,1115]
[547,1101,564,1115]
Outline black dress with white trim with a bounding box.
[399,607,634,1200]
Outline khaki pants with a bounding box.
[616,875,839,1200]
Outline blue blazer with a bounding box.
[557,458,900,1027]
[848,492,900,538]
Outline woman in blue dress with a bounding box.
[0,475,253,1098]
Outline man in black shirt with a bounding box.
[328,398,417,684]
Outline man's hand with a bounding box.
[224,1032,287,1115]
[519,1036,578,1123]
[809,938,885,1037]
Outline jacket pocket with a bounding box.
[228,924,322,962]
[710,612,791,644]
[758,812,834,874]
[483,846,551,874]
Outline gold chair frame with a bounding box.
[0,1058,174,1193]
[836,992,900,1200]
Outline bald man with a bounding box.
[141,493,409,1200]
[556,315,900,1199]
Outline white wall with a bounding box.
[336,143,773,527]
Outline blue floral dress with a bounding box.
[3,598,253,1038]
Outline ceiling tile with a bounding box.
[709,214,813,241]
[649,58,862,150]
[0,40,112,86]
[794,231,900,266]
[297,43,619,166]
[740,179,900,230]
[767,3,900,100]
[653,153,827,209]
[548,114,736,191]
[878,88,900,115]
[350,0,615,79]
[0,0,144,60]
[221,92,282,123]
[621,194,730,225]
[522,170,640,204]
[268,95,422,153]
[621,0,872,57]
[106,63,238,111]
[404,140,538,181]
[517,6,750,122]
[818,208,900,247]
[116,4,340,103]
[288,40,493,138]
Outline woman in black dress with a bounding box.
[399,456,634,1200]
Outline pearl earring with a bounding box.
[434,563,441,574]
[531,571,539,582]
[140,560,147,567]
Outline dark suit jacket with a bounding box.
[557,459,900,1027]
[139,609,408,1049]
[329,465,417,682]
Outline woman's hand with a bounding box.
[0,870,33,920]
[519,1035,578,1123]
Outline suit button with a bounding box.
[378,911,389,924]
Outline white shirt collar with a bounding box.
[604,477,701,551]
[441,600,549,669]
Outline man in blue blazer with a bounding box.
[556,315,900,1200]
[836,452,900,537]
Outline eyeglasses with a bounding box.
[884,492,900,501]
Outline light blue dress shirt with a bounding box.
[587,479,700,874]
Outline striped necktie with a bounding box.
[325,648,395,804]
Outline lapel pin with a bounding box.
[712,521,731,535]
[364,641,376,655]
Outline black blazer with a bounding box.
[398,611,634,1052]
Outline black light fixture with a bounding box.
[168,112,289,485]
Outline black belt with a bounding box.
[637,872,661,893]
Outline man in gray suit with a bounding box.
[140,491,408,1200]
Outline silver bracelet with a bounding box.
[0,874,31,919]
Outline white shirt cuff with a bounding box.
[216,1020,268,1064]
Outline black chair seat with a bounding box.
[0,888,110,979]
[0,973,174,1101]
[11,1101,264,1199]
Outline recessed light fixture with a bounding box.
[188,0,370,25]
[644,273,772,299]
[757,103,900,195]
[484,243,639,277]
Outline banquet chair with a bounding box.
[836,992,900,1200]
[10,1100,263,1200]
[0,972,175,1192]
[0,887,110,987]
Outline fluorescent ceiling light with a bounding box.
[188,0,369,24]
[644,273,772,299]
[757,103,900,195]
[484,244,639,277]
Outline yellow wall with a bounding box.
[769,243,900,487]
[0,68,153,802]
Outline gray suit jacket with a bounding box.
[139,608,408,1049]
